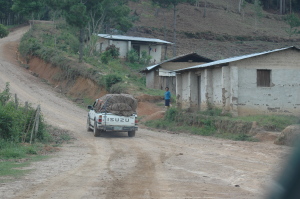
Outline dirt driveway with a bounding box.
[0,27,290,199]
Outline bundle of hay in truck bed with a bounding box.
[94,94,137,116]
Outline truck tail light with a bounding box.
[98,115,102,123]
[135,119,138,124]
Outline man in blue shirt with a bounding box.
[164,87,171,108]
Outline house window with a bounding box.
[257,69,271,87]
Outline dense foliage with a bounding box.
[0,83,46,143]
[18,22,150,97]
[0,24,9,38]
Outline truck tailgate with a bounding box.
[103,114,135,126]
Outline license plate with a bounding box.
[114,127,122,131]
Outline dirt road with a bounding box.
[0,26,290,199]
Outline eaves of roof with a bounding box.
[140,52,213,73]
[98,34,173,44]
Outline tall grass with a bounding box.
[236,115,299,131]
[145,107,299,141]
[0,84,59,159]
[0,83,74,182]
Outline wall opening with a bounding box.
[257,69,271,87]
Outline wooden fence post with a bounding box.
[30,105,40,144]
[34,105,40,139]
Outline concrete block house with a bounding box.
[141,53,213,95]
[175,46,300,116]
[97,34,172,63]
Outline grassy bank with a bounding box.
[145,107,299,141]
[18,21,156,98]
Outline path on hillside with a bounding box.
[0,26,290,199]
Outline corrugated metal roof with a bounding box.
[98,34,173,44]
[175,46,299,72]
[141,52,213,72]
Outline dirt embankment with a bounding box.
[5,40,164,118]
[22,56,105,100]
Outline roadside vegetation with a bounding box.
[145,107,300,141]
[19,21,153,98]
[4,0,300,145]
[0,84,72,182]
[0,24,9,38]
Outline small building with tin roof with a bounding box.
[175,46,300,116]
[140,53,213,94]
[97,34,172,63]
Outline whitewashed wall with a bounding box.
[211,68,223,107]
[96,39,163,63]
[146,71,155,89]
[176,49,300,116]
[236,50,300,116]
[140,45,162,63]
[176,72,193,109]
[97,40,129,58]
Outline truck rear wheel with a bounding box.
[87,117,92,132]
[128,130,135,137]
[93,121,101,137]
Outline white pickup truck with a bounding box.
[86,94,138,137]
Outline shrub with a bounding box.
[0,106,14,140]
[0,83,11,105]
[284,13,300,38]
[56,32,79,54]
[127,49,152,65]
[105,74,122,89]
[140,50,152,65]
[0,24,9,38]
[19,37,41,58]
[0,84,46,142]
[127,49,139,63]
[100,51,111,64]
[200,108,223,116]
[165,107,178,122]
[105,44,120,58]
[110,82,128,94]
[101,45,120,64]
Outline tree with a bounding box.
[45,0,65,48]
[0,0,13,25]
[50,0,133,62]
[12,0,46,20]
[284,13,300,38]
[62,1,89,62]
[46,0,64,21]
[258,0,299,13]
[0,0,13,18]
[151,0,191,57]
[101,1,133,33]
[253,0,264,30]
[280,0,286,15]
